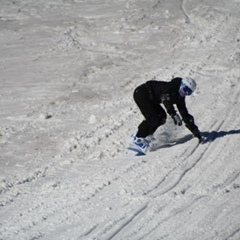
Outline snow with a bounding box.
[0,0,240,239]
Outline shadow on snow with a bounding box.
[151,129,240,151]
[202,129,240,143]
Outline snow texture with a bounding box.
[0,0,240,239]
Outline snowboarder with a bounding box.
[130,77,203,155]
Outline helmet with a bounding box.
[179,77,197,97]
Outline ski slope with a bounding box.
[0,0,240,239]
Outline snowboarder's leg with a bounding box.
[129,85,167,154]
[133,85,167,138]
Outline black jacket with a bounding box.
[145,77,200,134]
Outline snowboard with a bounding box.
[127,145,147,156]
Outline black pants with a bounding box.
[134,84,167,138]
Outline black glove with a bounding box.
[192,128,203,143]
[171,113,182,126]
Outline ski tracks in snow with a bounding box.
[83,11,240,239]
[104,87,240,239]
[1,0,240,239]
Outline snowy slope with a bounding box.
[0,0,240,239]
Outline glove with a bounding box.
[192,129,203,143]
[171,113,182,126]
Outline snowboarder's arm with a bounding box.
[162,94,183,126]
[183,114,203,143]
[161,94,177,116]
[177,101,203,143]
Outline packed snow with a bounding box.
[0,0,240,239]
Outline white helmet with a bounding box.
[179,77,197,97]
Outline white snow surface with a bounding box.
[1,0,240,239]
